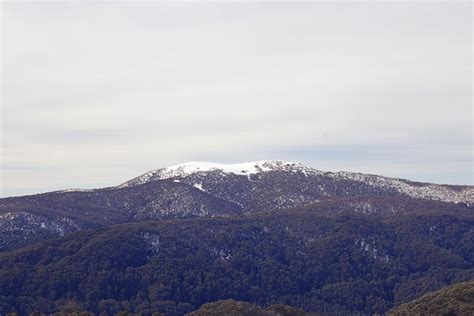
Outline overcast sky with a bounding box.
[1,1,472,197]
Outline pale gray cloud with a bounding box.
[1,1,472,197]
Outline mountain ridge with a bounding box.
[120,160,473,205]
[1,160,473,315]
[5,160,472,202]
[1,160,472,252]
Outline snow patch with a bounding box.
[331,171,473,205]
[193,183,205,191]
[143,232,160,255]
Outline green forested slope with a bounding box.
[0,208,473,315]
[389,279,474,315]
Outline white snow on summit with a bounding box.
[157,160,296,178]
[119,160,309,188]
[118,160,473,205]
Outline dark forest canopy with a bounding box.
[1,207,473,315]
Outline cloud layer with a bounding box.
[1,2,472,197]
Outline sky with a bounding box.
[1,1,472,197]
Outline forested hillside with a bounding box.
[389,280,474,315]
[1,207,473,315]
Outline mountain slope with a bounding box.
[1,160,472,252]
[120,161,473,207]
[0,179,241,251]
[1,208,473,315]
[389,280,474,315]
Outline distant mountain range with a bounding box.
[0,161,473,315]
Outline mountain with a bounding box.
[0,180,241,251]
[120,161,473,208]
[388,280,474,315]
[1,207,473,315]
[1,160,472,252]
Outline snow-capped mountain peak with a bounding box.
[119,160,313,188]
[158,160,300,178]
[118,160,473,206]
[2,160,473,252]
